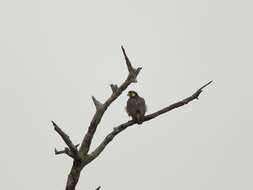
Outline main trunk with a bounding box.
[65,160,82,190]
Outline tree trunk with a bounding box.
[65,160,82,190]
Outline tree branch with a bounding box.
[52,120,80,159]
[143,80,213,121]
[110,84,118,93]
[121,45,134,72]
[92,96,103,111]
[51,46,212,190]
[55,148,75,158]
[87,80,213,162]
[121,45,142,83]
[55,144,80,158]
[79,46,142,156]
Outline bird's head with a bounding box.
[127,91,138,98]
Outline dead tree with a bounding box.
[52,46,212,190]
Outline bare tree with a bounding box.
[52,46,212,190]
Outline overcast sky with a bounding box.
[0,0,252,190]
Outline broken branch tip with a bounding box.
[51,120,57,128]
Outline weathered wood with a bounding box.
[87,81,213,163]
[52,46,212,190]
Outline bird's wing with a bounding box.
[126,98,138,116]
[136,97,146,115]
[127,97,147,117]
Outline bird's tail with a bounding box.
[136,112,143,125]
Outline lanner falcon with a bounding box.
[126,91,147,124]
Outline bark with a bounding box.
[65,160,83,190]
[52,46,213,190]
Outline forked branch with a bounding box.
[52,120,80,159]
[55,144,80,158]
[110,84,118,93]
[79,46,142,156]
[51,46,212,190]
[87,80,213,162]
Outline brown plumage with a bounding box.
[126,91,147,124]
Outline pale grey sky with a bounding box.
[0,0,252,190]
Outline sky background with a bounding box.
[0,0,252,189]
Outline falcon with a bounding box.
[126,91,147,124]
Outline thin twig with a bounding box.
[52,121,80,159]
[110,84,118,93]
[92,96,103,111]
[121,45,133,73]
[54,148,74,158]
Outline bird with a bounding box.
[126,90,147,124]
